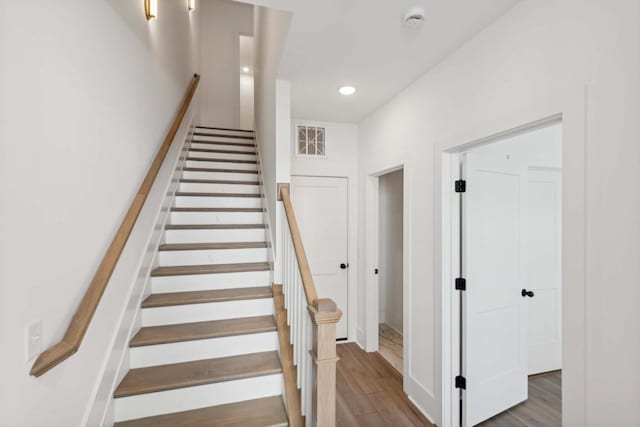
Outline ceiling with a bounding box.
[238,0,520,123]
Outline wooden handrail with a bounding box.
[30,74,201,377]
[278,183,318,306]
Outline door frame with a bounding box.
[364,160,411,379]
[441,113,583,426]
[290,174,355,341]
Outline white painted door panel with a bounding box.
[291,176,349,339]
[464,152,528,426]
[527,168,562,374]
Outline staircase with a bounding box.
[113,127,288,426]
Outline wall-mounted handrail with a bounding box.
[30,74,201,377]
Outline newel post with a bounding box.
[308,298,342,427]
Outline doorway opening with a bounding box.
[446,121,563,426]
[377,169,404,373]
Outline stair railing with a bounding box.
[277,183,342,427]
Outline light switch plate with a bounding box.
[25,320,43,362]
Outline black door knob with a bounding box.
[521,289,535,298]
[340,263,349,269]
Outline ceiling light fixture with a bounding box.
[338,86,356,96]
[188,0,195,12]
[242,66,250,73]
[144,0,157,20]
[403,7,425,28]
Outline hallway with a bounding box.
[336,343,433,427]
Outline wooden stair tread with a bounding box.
[183,167,258,174]
[187,157,257,164]
[171,207,264,213]
[159,242,268,251]
[130,315,277,347]
[114,351,281,398]
[196,125,254,133]
[188,147,257,155]
[175,192,262,198]
[192,132,255,140]
[142,286,273,308]
[151,262,271,277]
[179,178,260,185]
[113,396,287,427]
[165,223,266,230]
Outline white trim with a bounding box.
[439,83,587,426]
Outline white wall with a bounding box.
[357,1,640,425]
[378,169,404,333]
[199,0,253,127]
[253,6,292,271]
[290,119,359,339]
[239,35,255,130]
[0,0,199,425]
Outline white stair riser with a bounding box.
[164,228,266,244]
[190,142,255,153]
[195,127,253,135]
[151,270,271,293]
[186,160,258,171]
[193,134,254,143]
[159,247,269,266]
[192,134,254,141]
[174,196,262,209]
[170,211,264,225]
[187,151,257,161]
[129,332,279,368]
[114,374,283,422]
[182,170,259,181]
[142,298,274,326]
[178,182,260,193]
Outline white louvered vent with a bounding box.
[296,125,326,157]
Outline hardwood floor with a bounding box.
[478,371,562,427]
[378,323,403,373]
[336,343,434,427]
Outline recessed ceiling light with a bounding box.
[338,86,356,96]
[242,66,250,73]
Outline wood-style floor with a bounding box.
[378,323,404,373]
[336,343,434,427]
[479,371,562,427]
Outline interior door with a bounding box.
[527,167,562,374]
[291,176,349,339]
[464,151,528,426]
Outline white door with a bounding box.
[527,167,562,374]
[291,176,349,339]
[464,152,528,426]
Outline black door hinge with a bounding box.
[455,375,466,390]
[455,278,466,291]
[455,180,466,193]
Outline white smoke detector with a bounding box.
[403,7,426,28]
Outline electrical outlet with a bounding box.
[25,320,43,362]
